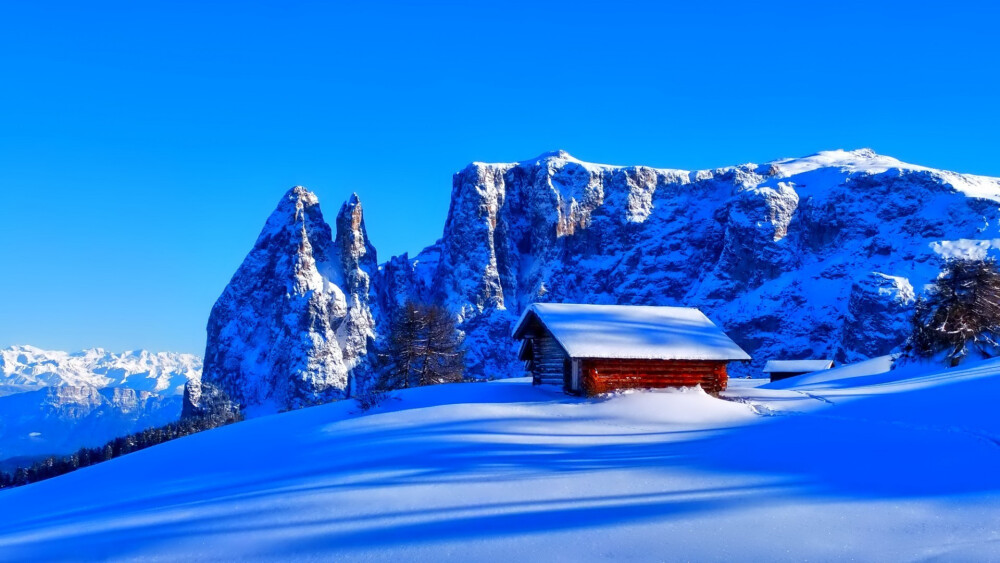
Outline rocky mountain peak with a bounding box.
[333,193,379,377]
[287,184,320,205]
[532,149,575,161]
[335,193,376,269]
[198,187,378,415]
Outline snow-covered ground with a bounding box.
[2,360,1000,561]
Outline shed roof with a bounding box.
[762,359,834,373]
[512,303,751,362]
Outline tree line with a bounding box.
[0,397,241,490]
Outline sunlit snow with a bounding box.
[2,358,1000,560]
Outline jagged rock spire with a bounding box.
[333,193,380,380]
[335,193,378,297]
[197,187,377,415]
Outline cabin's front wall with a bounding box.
[530,334,570,386]
[580,359,729,396]
[517,315,572,387]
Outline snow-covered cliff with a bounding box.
[204,149,1000,411]
[392,149,1000,378]
[199,187,378,415]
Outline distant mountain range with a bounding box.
[195,148,1000,415]
[0,346,201,461]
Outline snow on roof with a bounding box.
[512,303,751,362]
[762,360,835,373]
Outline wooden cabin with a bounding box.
[512,303,751,396]
[763,359,834,382]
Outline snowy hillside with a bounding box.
[0,346,201,461]
[3,361,1000,560]
[203,149,1000,414]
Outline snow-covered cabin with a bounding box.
[512,303,751,396]
[763,359,834,382]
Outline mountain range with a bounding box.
[194,148,1000,414]
[0,346,201,462]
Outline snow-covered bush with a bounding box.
[354,385,390,412]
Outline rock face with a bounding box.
[388,149,1000,378]
[204,149,1000,410]
[180,379,238,420]
[839,273,917,363]
[0,346,200,461]
[199,187,378,415]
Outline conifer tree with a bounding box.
[382,300,465,390]
[906,258,1000,365]
[420,305,465,386]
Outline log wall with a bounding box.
[529,335,570,387]
[580,359,728,396]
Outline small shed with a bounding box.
[511,303,751,396]
[762,359,834,382]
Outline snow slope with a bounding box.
[2,361,1000,561]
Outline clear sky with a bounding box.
[1,1,998,355]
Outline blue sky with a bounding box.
[1,1,998,355]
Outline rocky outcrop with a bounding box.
[332,194,379,382]
[839,273,917,362]
[198,187,378,414]
[180,379,238,420]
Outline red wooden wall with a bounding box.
[580,359,728,396]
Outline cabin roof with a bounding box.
[511,303,752,361]
[762,359,834,373]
